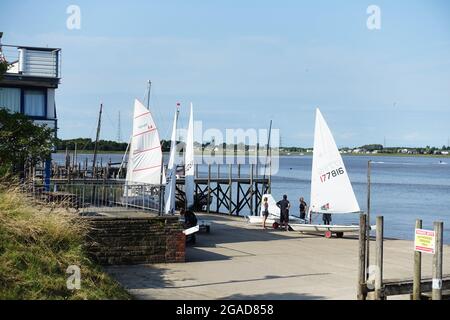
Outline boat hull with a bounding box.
[289,224,360,233]
[247,214,304,225]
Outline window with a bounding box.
[24,90,46,117]
[0,87,21,113]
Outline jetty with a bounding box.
[30,163,270,216]
[105,213,450,300]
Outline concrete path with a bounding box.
[106,214,450,300]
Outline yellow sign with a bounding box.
[414,229,435,254]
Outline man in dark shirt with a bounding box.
[276,195,291,231]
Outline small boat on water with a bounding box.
[289,108,362,237]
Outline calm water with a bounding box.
[52,153,450,243]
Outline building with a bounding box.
[0,33,61,134]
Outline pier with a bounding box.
[30,162,270,216]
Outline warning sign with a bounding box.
[414,229,435,254]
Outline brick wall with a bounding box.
[83,216,185,265]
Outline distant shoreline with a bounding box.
[55,150,450,158]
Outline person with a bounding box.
[323,213,332,225]
[299,197,308,221]
[262,197,269,229]
[184,209,198,228]
[276,195,291,231]
[180,208,198,244]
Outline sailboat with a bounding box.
[164,104,180,214]
[123,99,165,209]
[289,108,362,237]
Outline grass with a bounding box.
[0,180,131,300]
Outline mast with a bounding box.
[185,103,195,210]
[262,120,273,194]
[118,136,131,179]
[147,80,152,108]
[92,103,103,177]
[117,111,122,142]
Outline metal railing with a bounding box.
[21,180,164,215]
[1,44,61,78]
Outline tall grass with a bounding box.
[0,180,131,300]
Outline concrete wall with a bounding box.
[83,216,185,265]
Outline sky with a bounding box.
[1,0,449,148]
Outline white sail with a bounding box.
[185,103,195,209]
[164,107,179,214]
[309,108,360,216]
[125,99,165,186]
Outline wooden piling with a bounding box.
[358,213,367,300]
[432,221,443,300]
[366,160,372,281]
[413,219,423,300]
[207,164,211,214]
[375,216,384,300]
[228,164,232,215]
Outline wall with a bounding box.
[83,216,186,265]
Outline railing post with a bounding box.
[375,216,384,300]
[413,219,423,300]
[432,221,443,300]
[358,213,367,300]
[207,164,211,214]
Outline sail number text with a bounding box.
[320,167,345,183]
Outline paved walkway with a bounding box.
[106,214,450,300]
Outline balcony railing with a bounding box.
[1,44,61,78]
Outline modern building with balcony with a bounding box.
[0,32,61,134]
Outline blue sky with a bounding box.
[1,0,449,147]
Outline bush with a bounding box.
[0,109,56,173]
[0,181,131,300]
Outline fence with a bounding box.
[357,214,448,300]
[21,180,164,215]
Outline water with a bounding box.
[270,155,450,243]
[52,153,450,243]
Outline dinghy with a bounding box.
[123,99,165,209]
[289,109,362,237]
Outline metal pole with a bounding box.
[413,219,423,300]
[358,213,367,300]
[375,216,384,300]
[250,164,254,215]
[432,221,443,300]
